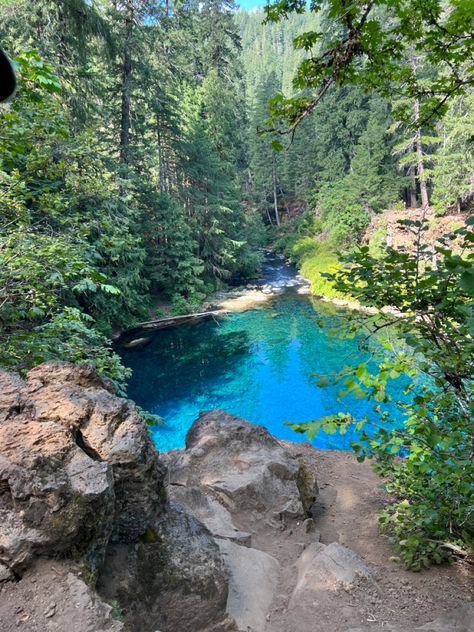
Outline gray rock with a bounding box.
[102,502,232,632]
[218,539,280,632]
[0,362,166,573]
[418,603,474,631]
[0,562,14,583]
[290,542,372,609]
[169,485,252,546]
[166,411,318,521]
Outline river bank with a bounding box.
[1,366,472,632]
[116,249,395,349]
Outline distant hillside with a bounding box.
[235,9,319,102]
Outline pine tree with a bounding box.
[432,91,474,213]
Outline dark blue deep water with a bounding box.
[120,275,410,452]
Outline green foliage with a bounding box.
[289,217,474,568]
[6,308,130,389]
[0,50,150,380]
[111,599,122,622]
[143,192,204,300]
[273,216,348,299]
[1,2,265,382]
[299,244,346,299]
[368,223,388,259]
[170,294,203,316]
[432,91,474,213]
[263,0,474,132]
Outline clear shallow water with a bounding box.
[120,286,410,452]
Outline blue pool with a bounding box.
[120,272,411,452]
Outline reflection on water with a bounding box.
[120,291,411,452]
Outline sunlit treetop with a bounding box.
[264,0,474,136]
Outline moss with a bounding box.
[273,213,353,301]
[301,249,346,299]
[111,600,122,622]
[368,221,387,259]
[140,527,160,543]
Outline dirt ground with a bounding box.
[0,444,472,632]
[249,444,474,632]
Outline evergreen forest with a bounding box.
[0,0,473,572]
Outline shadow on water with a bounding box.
[122,320,252,407]
[119,284,413,452]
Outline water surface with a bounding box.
[120,279,409,451]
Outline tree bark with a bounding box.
[120,1,133,167]
[272,152,280,226]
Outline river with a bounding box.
[119,254,410,452]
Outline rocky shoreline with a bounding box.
[0,363,472,631]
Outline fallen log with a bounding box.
[115,309,228,342]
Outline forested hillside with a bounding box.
[0,0,265,384]
[237,8,474,247]
[1,1,473,383]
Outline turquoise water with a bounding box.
[120,289,410,452]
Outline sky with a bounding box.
[237,0,265,9]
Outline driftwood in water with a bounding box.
[117,310,227,342]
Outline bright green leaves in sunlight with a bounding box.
[0,50,129,386]
[0,1,267,387]
[263,0,474,133]
[288,217,474,569]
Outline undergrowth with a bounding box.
[272,215,350,300]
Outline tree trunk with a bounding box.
[120,1,133,167]
[414,98,429,208]
[156,113,166,194]
[278,185,290,220]
[272,153,280,226]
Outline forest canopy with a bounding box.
[0,0,473,572]
[1,0,473,382]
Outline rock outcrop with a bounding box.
[0,364,233,632]
[0,365,319,632]
[164,409,318,524]
[101,502,232,632]
[0,362,166,575]
[218,539,280,632]
[290,542,372,609]
[160,410,319,632]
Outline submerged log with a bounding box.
[116,309,227,341]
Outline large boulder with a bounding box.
[164,410,318,522]
[168,485,251,546]
[218,539,280,632]
[1,364,244,632]
[100,502,233,632]
[0,362,166,573]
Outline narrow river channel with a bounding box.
[119,255,410,451]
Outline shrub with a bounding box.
[290,217,474,568]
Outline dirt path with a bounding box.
[0,442,471,632]
[254,444,473,632]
